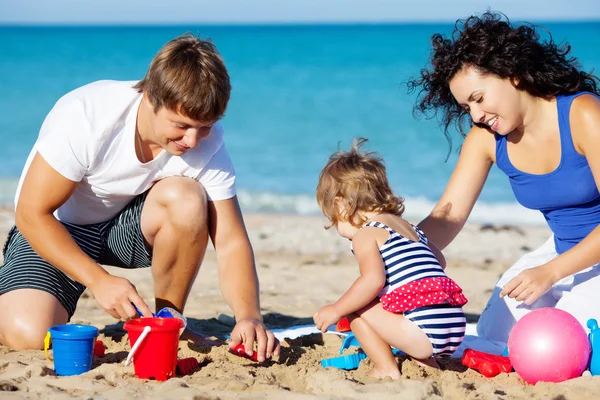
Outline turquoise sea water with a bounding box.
[1,22,599,224]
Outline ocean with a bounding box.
[1,22,599,225]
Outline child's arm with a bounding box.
[314,228,386,332]
[428,240,447,269]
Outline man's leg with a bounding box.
[140,177,209,313]
[0,227,87,349]
[0,289,68,349]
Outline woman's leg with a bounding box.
[477,235,559,342]
[554,263,600,330]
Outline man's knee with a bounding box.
[0,289,70,350]
[150,177,208,227]
[0,317,54,350]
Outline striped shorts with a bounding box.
[0,193,151,319]
[404,303,467,357]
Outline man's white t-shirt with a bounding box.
[15,80,236,225]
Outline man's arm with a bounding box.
[16,153,152,319]
[208,196,279,361]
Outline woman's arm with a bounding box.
[501,94,600,303]
[418,126,494,249]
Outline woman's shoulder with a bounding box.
[569,93,600,151]
[570,93,600,114]
[570,93,600,130]
[461,124,497,162]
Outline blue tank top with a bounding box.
[495,92,600,254]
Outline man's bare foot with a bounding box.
[367,366,401,380]
[181,328,225,347]
[414,357,440,370]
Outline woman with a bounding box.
[409,11,600,343]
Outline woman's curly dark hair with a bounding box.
[407,11,600,151]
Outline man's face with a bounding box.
[151,106,216,156]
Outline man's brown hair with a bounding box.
[316,138,405,229]
[134,33,231,121]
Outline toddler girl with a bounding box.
[313,138,467,379]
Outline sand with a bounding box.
[1,207,599,399]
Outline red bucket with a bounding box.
[123,318,183,381]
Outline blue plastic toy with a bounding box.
[132,303,187,329]
[320,333,404,370]
[587,318,600,376]
[321,352,368,370]
[339,333,361,354]
[44,324,99,376]
[339,332,404,355]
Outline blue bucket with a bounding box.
[44,324,99,376]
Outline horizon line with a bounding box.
[2,18,600,28]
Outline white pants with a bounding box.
[476,235,600,343]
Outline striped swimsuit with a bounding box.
[362,221,467,357]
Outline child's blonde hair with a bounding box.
[316,138,405,228]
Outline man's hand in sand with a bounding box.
[313,304,341,333]
[88,274,153,320]
[500,263,557,305]
[229,319,280,362]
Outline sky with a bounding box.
[0,0,599,25]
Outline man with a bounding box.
[0,34,279,362]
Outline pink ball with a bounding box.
[508,308,590,384]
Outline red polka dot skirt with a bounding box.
[380,277,468,313]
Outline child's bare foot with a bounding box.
[414,358,440,370]
[367,366,401,380]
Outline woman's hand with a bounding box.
[500,264,558,305]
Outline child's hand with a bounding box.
[313,304,342,333]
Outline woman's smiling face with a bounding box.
[449,65,525,135]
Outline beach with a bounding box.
[2,207,600,399]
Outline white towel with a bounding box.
[269,323,507,358]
